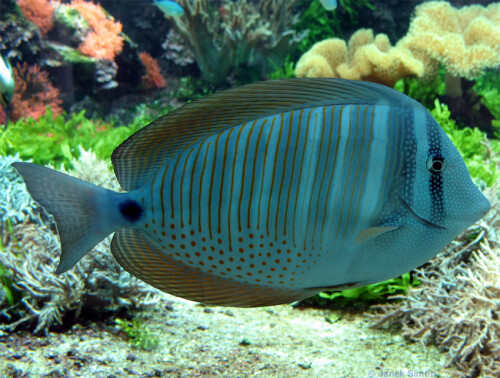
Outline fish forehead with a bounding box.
[137,103,415,288]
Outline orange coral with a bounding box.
[10,63,63,122]
[17,0,55,34]
[70,0,124,61]
[139,52,166,89]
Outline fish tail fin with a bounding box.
[12,162,122,274]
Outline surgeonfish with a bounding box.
[12,78,490,307]
[154,0,185,17]
[0,55,14,126]
[320,0,337,11]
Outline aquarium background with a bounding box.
[0,0,499,376]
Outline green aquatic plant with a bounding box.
[393,70,446,110]
[267,56,296,80]
[317,273,417,304]
[175,76,215,102]
[431,100,499,187]
[294,0,374,55]
[115,318,159,351]
[473,70,500,137]
[0,108,145,169]
[294,0,340,54]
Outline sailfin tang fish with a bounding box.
[12,78,490,307]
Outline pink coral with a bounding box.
[70,0,124,61]
[16,0,55,34]
[10,63,63,122]
[139,52,166,89]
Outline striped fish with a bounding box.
[12,79,490,307]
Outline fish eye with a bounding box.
[427,154,446,174]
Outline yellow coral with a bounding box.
[296,29,424,87]
[400,1,500,80]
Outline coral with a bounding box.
[70,0,124,61]
[139,52,166,90]
[9,63,63,122]
[1,150,161,334]
[16,0,55,35]
[0,13,44,62]
[0,155,37,224]
[161,29,195,67]
[371,183,500,377]
[171,0,304,84]
[400,1,500,81]
[295,29,424,87]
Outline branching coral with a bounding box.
[295,29,424,87]
[139,52,166,90]
[171,0,303,84]
[0,155,37,224]
[1,150,161,334]
[10,62,63,122]
[371,182,500,377]
[16,0,55,35]
[70,0,124,61]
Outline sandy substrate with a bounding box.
[0,294,450,377]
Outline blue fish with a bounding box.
[0,55,14,127]
[320,0,337,11]
[154,0,184,17]
[13,79,490,307]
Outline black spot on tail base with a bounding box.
[119,199,144,223]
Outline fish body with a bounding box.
[13,78,490,307]
[0,55,14,126]
[154,0,185,17]
[320,0,337,11]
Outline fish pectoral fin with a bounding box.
[354,226,399,244]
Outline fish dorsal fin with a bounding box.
[112,78,409,190]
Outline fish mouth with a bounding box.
[398,196,447,230]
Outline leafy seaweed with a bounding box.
[473,70,500,137]
[267,56,296,80]
[0,108,147,169]
[473,70,500,120]
[318,273,417,303]
[115,318,159,351]
[294,0,374,56]
[394,70,446,110]
[431,99,499,187]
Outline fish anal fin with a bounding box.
[354,226,399,244]
[307,281,364,292]
[111,229,314,307]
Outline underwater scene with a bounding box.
[0,0,499,376]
